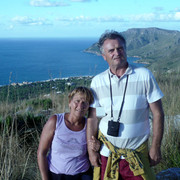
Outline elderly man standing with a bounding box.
[87,30,164,180]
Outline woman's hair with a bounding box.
[68,86,94,105]
[98,30,126,53]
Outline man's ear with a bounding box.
[102,54,106,61]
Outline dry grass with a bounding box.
[0,72,180,179]
[152,71,180,173]
[0,91,70,180]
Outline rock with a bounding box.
[25,106,33,113]
[156,168,180,180]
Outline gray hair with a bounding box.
[98,30,126,53]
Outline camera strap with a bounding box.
[108,73,129,122]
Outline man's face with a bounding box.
[102,38,127,70]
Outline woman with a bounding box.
[37,87,95,180]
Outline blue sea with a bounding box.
[0,38,143,86]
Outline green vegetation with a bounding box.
[0,73,180,179]
[0,76,92,103]
[151,71,180,173]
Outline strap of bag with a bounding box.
[108,73,129,122]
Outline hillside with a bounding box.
[85,28,180,72]
[0,76,92,102]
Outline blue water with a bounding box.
[0,38,143,86]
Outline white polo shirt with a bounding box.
[90,64,164,157]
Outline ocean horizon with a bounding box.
[0,38,143,86]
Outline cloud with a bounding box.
[11,16,52,26]
[70,0,92,2]
[8,25,14,30]
[30,0,70,7]
[129,13,156,21]
[56,15,125,22]
[30,0,97,7]
[173,7,180,12]
[129,12,180,22]
[175,12,180,20]
[98,16,125,22]
[56,13,180,25]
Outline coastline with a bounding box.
[0,57,146,87]
[0,75,93,88]
[0,75,93,102]
[84,48,150,65]
[132,59,150,65]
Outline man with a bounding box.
[87,30,164,180]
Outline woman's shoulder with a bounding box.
[44,113,64,133]
[54,113,66,128]
[49,114,57,121]
[41,115,57,135]
[46,115,57,129]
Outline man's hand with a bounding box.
[149,146,162,166]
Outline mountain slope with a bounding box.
[85,28,180,72]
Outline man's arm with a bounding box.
[149,99,164,166]
[87,107,101,167]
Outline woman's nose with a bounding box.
[78,102,85,108]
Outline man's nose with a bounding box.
[114,48,121,55]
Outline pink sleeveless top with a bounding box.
[47,113,90,175]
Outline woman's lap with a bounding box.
[49,167,93,180]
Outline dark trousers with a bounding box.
[49,167,93,180]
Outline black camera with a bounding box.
[107,120,120,137]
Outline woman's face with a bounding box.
[69,93,89,118]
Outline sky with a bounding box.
[0,0,180,38]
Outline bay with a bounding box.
[0,38,143,86]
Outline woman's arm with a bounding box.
[88,135,101,152]
[37,115,57,180]
[87,107,101,167]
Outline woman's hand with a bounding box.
[88,136,100,152]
